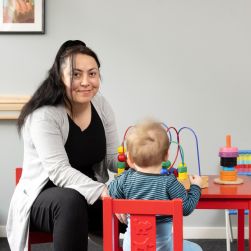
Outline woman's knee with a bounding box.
[54,188,88,221]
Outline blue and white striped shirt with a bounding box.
[108,168,201,222]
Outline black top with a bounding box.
[42,104,106,191]
[64,104,106,180]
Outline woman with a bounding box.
[6,40,118,251]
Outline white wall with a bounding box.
[1,0,251,238]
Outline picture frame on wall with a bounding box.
[0,0,45,34]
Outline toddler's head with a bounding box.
[126,119,169,167]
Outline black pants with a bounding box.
[30,184,102,251]
[30,182,126,251]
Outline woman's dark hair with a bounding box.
[17,40,101,134]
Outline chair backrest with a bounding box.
[103,197,183,251]
[14,167,54,251]
[16,167,22,184]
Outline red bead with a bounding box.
[118,154,126,162]
[173,169,178,177]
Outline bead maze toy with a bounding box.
[214,135,244,185]
[117,124,208,190]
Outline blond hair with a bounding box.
[126,120,169,167]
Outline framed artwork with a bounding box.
[0,0,44,34]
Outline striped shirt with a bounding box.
[108,168,201,223]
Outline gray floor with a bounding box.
[0,238,102,251]
[0,237,249,251]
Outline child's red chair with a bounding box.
[103,197,183,251]
[15,167,53,251]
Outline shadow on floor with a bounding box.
[0,238,249,251]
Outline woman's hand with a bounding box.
[100,186,127,224]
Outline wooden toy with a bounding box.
[214,135,243,185]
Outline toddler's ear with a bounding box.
[126,152,134,168]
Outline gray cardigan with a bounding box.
[6,93,119,251]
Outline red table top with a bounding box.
[201,175,251,199]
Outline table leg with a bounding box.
[238,209,244,251]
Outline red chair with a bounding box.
[15,167,53,251]
[103,197,183,251]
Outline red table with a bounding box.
[196,175,251,251]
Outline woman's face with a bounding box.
[62,53,100,106]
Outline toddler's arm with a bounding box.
[168,175,201,216]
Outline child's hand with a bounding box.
[189,174,203,188]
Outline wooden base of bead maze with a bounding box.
[201,176,209,188]
[179,175,209,190]
[178,178,191,190]
[214,177,244,185]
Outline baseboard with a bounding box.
[183,226,249,239]
[0,225,249,239]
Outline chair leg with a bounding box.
[229,214,234,242]
[225,209,231,251]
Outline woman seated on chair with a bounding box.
[108,119,204,251]
[6,40,122,251]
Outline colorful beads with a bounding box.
[160,161,177,175]
[117,145,127,175]
[118,154,126,162]
[117,162,126,168]
[177,162,188,180]
[118,146,126,154]
[118,168,125,175]
[162,160,171,169]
